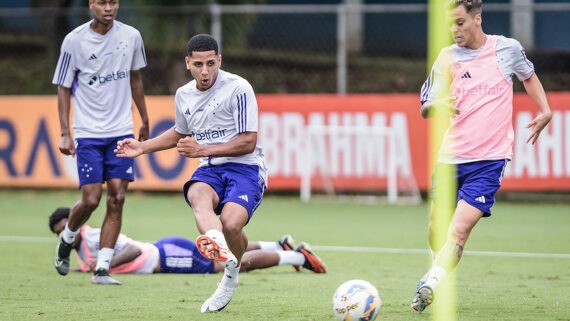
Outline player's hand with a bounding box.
[115,138,144,158]
[526,111,552,145]
[176,136,203,158]
[422,96,459,118]
[59,134,75,156]
[87,258,96,272]
[138,122,149,142]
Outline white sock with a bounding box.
[95,247,114,271]
[277,251,304,266]
[424,265,446,290]
[205,229,228,248]
[221,266,239,288]
[61,224,78,244]
[257,241,281,252]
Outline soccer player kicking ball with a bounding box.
[115,34,326,312]
[413,0,552,313]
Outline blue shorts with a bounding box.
[154,237,215,274]
[430,160,508,217]
[75,135,135,187]
[183,163,265,220]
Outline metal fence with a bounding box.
[1,3,569,95]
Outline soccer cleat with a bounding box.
[53,236,73,276]
[200,283,237,313]
[411,286,433,312]
[296,242,327,273]
[278,234,301,272]
[91,269,122,285]
[196,235,238,269]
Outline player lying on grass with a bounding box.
[49,207,326,276]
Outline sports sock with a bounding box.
[277,251,304,266]
[221,266,239,288]
[95,247,114,272]
[257,241,281,252]
[423,265,446,290]
[61,224,79,244]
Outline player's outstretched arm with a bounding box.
[115,127,184,158]
[523,73,552,145]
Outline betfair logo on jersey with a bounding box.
[192,128,228,141]
[88,69,130,85]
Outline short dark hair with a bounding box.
[449,0,482,14]
[186,34,219,56]
[48,207,70,233]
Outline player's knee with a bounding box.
[81,196,101,212]
[221,223,242,239]
[107,192,126,209]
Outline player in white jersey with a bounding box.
[51,0,150,286]
[411,0,552,313]
[114,34,271,312]
[49,207,326,275]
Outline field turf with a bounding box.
[0,189,569,321]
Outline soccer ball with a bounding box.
[332,279,381,321]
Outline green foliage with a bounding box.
[0,189,569,320]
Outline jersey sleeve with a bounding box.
[174,89,191,135]
[131,30,147,71]
[420,49,452,106]
[52,34,76,88]
[507,38,535,82]
[232,80,258,133]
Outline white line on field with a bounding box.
[2,236,568,259]
[313,245,570,259]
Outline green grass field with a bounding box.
[0,189,569,321]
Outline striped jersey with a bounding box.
[52,20,147,138]
[174,69,268,182]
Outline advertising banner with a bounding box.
[1,94,569,191]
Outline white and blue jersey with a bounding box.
[174,69,268,184]
[52,20,147,138]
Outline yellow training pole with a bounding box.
[428,0,456,320]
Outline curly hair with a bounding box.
[186,34,219,56]
[48,207,70,233]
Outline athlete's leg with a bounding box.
[240,251,280,272]
[434,199,484,271]
[219,202,249,263]
[99,178,129,250]
[67,183,103,231]
[187,182,222,234]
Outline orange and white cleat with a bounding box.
[196,235,238,269]
[296,242,327,273]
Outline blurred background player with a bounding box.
[412,0,552,312]
[49,207,326,275]
[51,0,150,285]
[114,34,269,312]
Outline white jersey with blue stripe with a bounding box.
[174,69,268,181]
[420,35,534,105]
[52,20,147,138]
